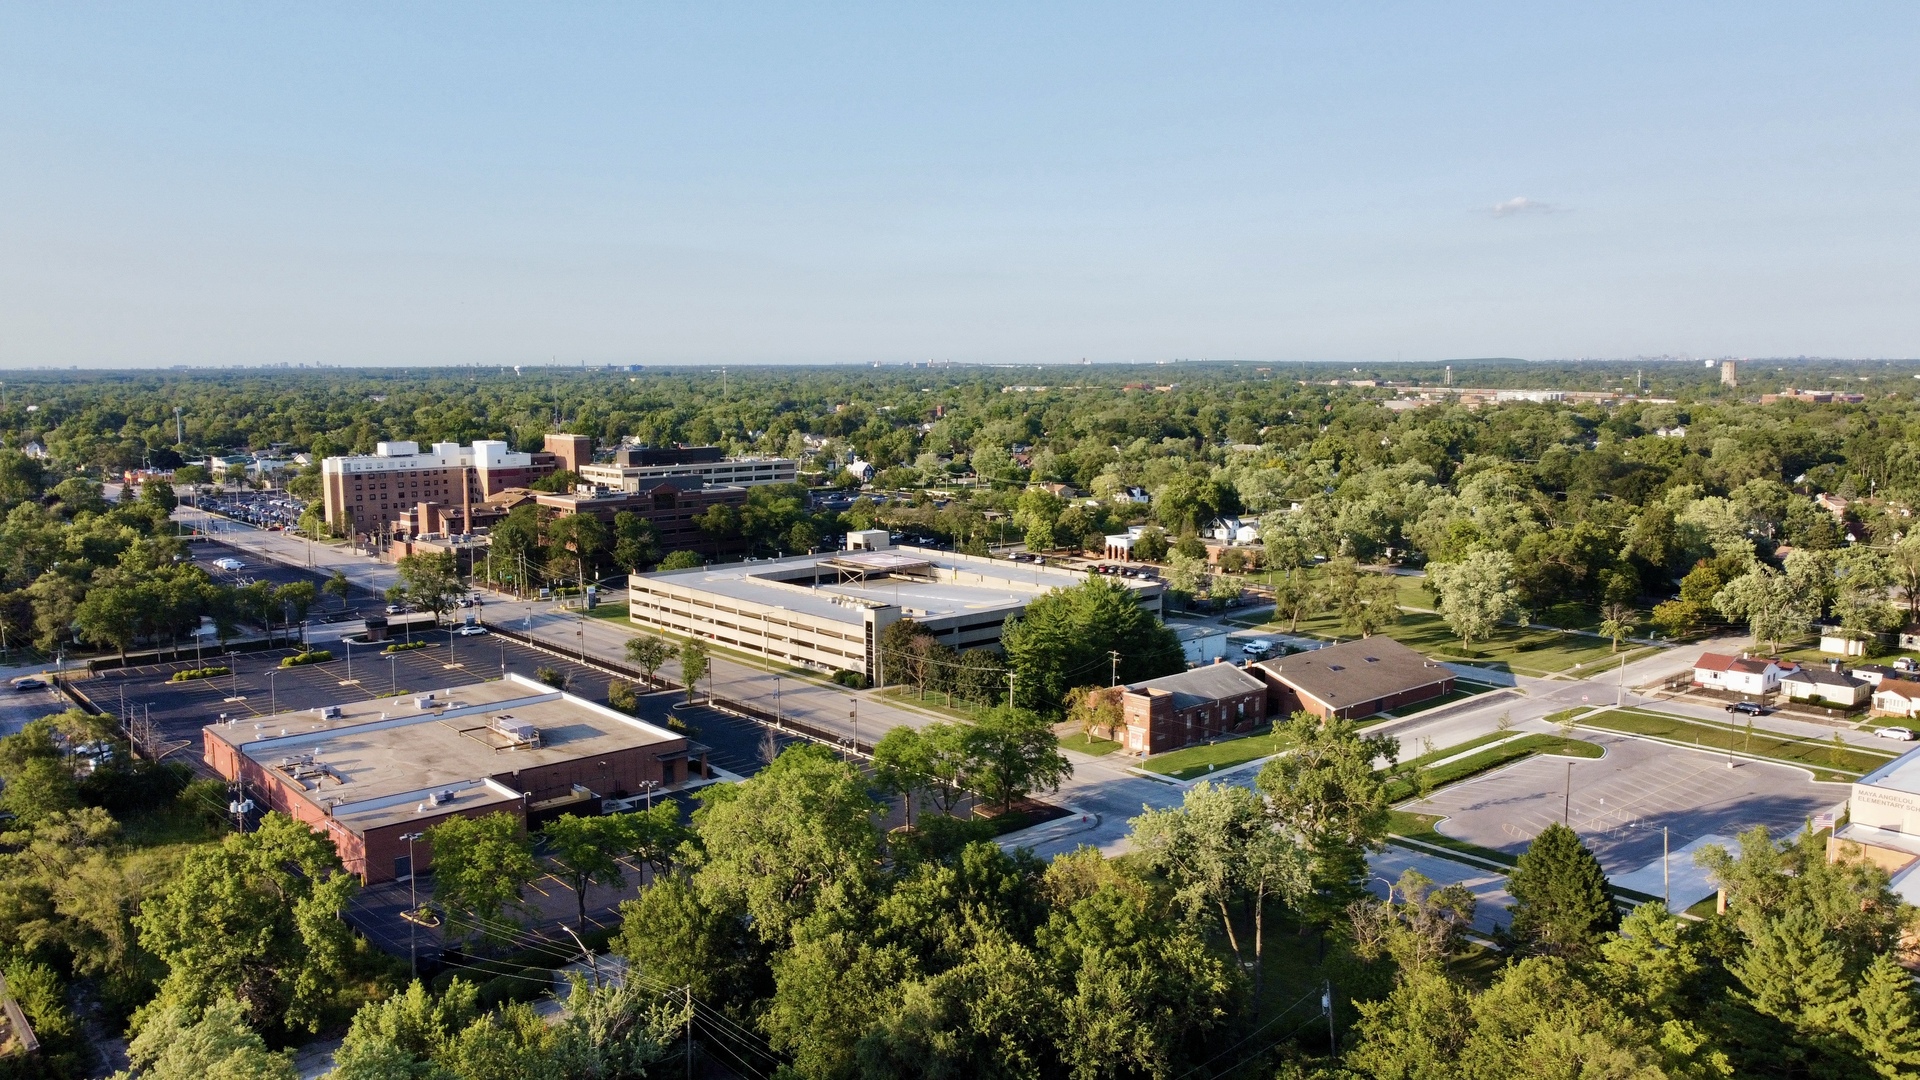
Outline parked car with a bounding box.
[455,625,488,637]
[10,677,46,691]
[1728,701,1768,715]
[1242,639,1276,658]
[1876,726,1918,741]
[385,603,405,615]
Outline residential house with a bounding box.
[1693,653,1797,697]
[1252,637,1454,721]
[1819,630,1868,658]
[1873,679,1920,719]
[1119,663,1268,756]
[1780,663,1870,708]
[1209,517,1260,545]
[1852,664,1902,688]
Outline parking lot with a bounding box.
[81,632,799,782]
[1402,731,1851,877]
[193,489,306,530]
[183,537,389,624]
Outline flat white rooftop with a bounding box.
[633,546,1153,625]
[1858,745,1920,797]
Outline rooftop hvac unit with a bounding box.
[318,705,343,720]
[415,694,437,709]
[491,715,539,745]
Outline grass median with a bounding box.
[1386,733,1603,803]
[1580,707,1895,781]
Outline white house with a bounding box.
[1209,517,1261,545]
[1780,663,1870,708]
[1166,622,1229,667]
[1873,679,1920,718]
[1693,653,1797,696]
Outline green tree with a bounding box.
[1255,711,1399,923]
[611,875,765,1007]
[1844,953,1920,1078]
[74,583,143,663]
[611,510,660,572]
[540,814,635,931]
[959,706,1072,815]
[118,998,298,1080]
[872,725,936,827]
[394,551,463,625]
[1598,602,1636,653]
[623,635,673,686]
[328,978,478,1080]
[657,549,703,571]
[999,578,1184,714]
[1712,566,1817,653]
[133,813,358,1033]
[1505,821,1618,958]
[678,637,709,703]
[323,569,353,609]
[1128,781,1309,1008]
[689,743,880,944]
[424,811,539,944]
[1427,548,1520,647]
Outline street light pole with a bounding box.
[401,831,423,978]
[267,670,277,715]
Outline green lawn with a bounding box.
[1398,730,1515,769]
[1581,707,1897,781]
[876,686,997,722]
[1141,726,1292,780]
[1387,734,1603,802]
[1252,604,1655,678]
[1387,810,1517,867]
[1060,732,1121,755]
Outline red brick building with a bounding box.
[1120,662,1269,756]
[202,673,702,884]
[534,479,750,558]
[1252,637,1453,720]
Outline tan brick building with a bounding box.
[320,437,565,540]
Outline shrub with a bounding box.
[608,678,637,713]
[665,713,691,734]
[830,669,869,689]
[535,666,569,690]
[382,640,428,654]
[279,649,333,668]
[169,666,230,682]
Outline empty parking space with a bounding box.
[1403,732,1850,875]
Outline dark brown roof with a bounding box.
[1253,637,1451,709]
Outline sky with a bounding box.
[1,3,1916,368]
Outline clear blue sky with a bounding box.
[1,3,1915,367]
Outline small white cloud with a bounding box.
[1490,196,1554,217]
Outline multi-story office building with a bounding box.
[535,478,751,559]
[579,445,798,492]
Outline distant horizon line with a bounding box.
[1,354,1916,373]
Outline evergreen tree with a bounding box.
[1505,822,1617,957]
[1844,954,1920,1078]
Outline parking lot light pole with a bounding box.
[267,670,277,716]
[388,655,398,695]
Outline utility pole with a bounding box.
[685,985,694,1079]
[1110,650,1120,687]
[1563,761,1572,825]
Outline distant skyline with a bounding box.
[2,4,1916,368]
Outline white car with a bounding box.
[455,625,488,637]
[1876,726,1918,741]
[212,557,245,571]
[1241,639,1276,657]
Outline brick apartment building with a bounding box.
[321,437,572,540]
[1120,662,1269,755]
[534,478,751,559]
